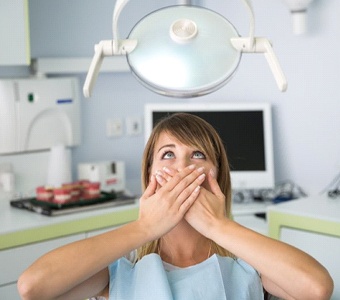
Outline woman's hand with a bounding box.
[155,167,227,239]
[138,164,206,240]
[184,169,227,238]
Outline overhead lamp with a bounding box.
[83,0,287,98]
[282,0,314,35]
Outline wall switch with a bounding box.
[106,118,123,137]
[126,116,142,136]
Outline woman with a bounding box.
[18,113,333,300]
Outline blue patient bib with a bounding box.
[108,254,263,300]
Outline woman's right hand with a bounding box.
[138,164,206,240]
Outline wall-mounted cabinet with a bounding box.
[0,0,30,65]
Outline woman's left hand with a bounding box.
[155,167,227,238]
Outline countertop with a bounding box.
[0,191,271,251]
[0,192,139,250]
[267,194,340,239]
[267,194,340,222]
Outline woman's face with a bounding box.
[151,132,217,190]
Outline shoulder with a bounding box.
[216,255,261,283]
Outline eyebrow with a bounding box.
[157,144,176,153]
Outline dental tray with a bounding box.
[10,191,136,216]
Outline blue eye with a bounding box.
[192,151,206,159]
[162,151,175,159]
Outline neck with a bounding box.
[159,221,212,267]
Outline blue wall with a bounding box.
[1,0,340,195]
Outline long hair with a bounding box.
[137,112,234,260]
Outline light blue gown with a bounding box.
[108,253,264,299]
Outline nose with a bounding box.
[173,157,192,171]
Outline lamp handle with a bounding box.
[260,38,288,92]
[83,0,137,98]
[231,37,288,92]
[83,41,105,98]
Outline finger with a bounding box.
[155,170,171,186]
[161,164,196,192]
[207,169,224,197]
[162,166,177,177]
[175,172,206,207]
[155,173,166,186]
[178,185,201,214]
[155,166,181,186]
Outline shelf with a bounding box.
[32,56,130,74]
[232,201,271,216]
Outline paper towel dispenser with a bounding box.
[0,77,81,154]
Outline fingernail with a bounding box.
[197,167,205,173]
[156,175,164,183]
[188,164,196,170]
[210,169,215,178]
[155,170,163,176]
[198,174,206,180]
[163,166,171,173]
[194,186,201,193]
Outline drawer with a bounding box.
[0,233,84,285]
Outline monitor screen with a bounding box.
[144,103,275,190]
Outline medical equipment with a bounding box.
[282,0,314,35]
[0,77,81,154]
[78,161,126,192]
[83,0,287,98]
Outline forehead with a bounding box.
[154,131,183,150]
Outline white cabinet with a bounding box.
[0,0,30,65]
[268,195,340,300]
[0,234,84,299]
[0,200,139,299]
[281,228,340,299]
[0,227,121,299]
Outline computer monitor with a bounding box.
[144,102,275,190]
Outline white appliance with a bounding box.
[0,77,81,154]
[78,161,126,192]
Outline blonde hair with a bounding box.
[137,113,234,260]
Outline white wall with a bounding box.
[0,0,339,196]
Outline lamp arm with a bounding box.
[83,0,137,98]
[112,0,130,53]
[239,0,255,50]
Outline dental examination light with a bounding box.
[282,0,314,35]
[83,0,287,98]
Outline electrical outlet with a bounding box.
[126,116,142,136]
[106,118,123,137]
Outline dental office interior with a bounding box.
[1,0,340,299]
